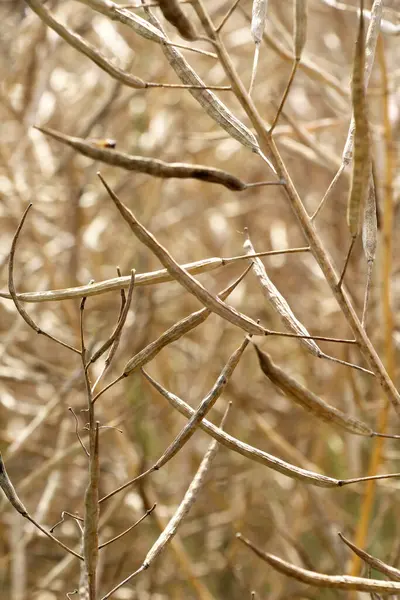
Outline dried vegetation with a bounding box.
[1,0,400,599]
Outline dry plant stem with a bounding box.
[8,204,80,354]
[0,248,310,304]
[80,297,100,600]
[239,5,347,100]
[349,35,395,580]
[338,533,400,581]
[310,163,344,221]
[269,0,306,129]
[98,173,267,336]
[51,512,84,534]
[236,534,400,594]
[101,404,231,599]
[25,0,228,91]
[269,61,299,134]
[0,454,83,560]
[98,504,156,549]
[99,336,249,503]
[35,126,281,191]
[141,371,400,489]
[192,0,400,416]
[91,269,134,392]
[88,270,135,367]
[69,407,89,457]
[216,0,242,32]
[253,345,374,436]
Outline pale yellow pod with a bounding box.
[251,0,268,44]
[294,0,308,60]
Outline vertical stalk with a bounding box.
[80,297,100,600]
[349,35,394,579]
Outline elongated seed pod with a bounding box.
[251,0,268,44]
[236,535,400,595]
[0,454,28,516]
[158,0,198,40]
[362,172,377,264]
[254,345,373,436]
[294,0,308,59]
[244,232,321,357]
[347,0,370,237]
[342,0,381,165]
[35,126,247,190]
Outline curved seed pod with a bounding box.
[338,533,400,582]
[254,345,373,436]
[236,535,400,594]
[35,126,247,191]
[0,454,28,516]
[158,0,198,41]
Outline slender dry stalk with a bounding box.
[0,454,83,560]
[269,0,307,132]
[8,205,80,354]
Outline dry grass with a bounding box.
[0,1,400,599]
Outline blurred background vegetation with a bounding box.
[0,0,400,598]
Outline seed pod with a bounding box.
[251,0,268,44]
[347,0,370,238]
[249,0,268,93]
[244,231,321,357]
[294,0,308,60]
[158,0,198,41]
[254,345,374,436]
